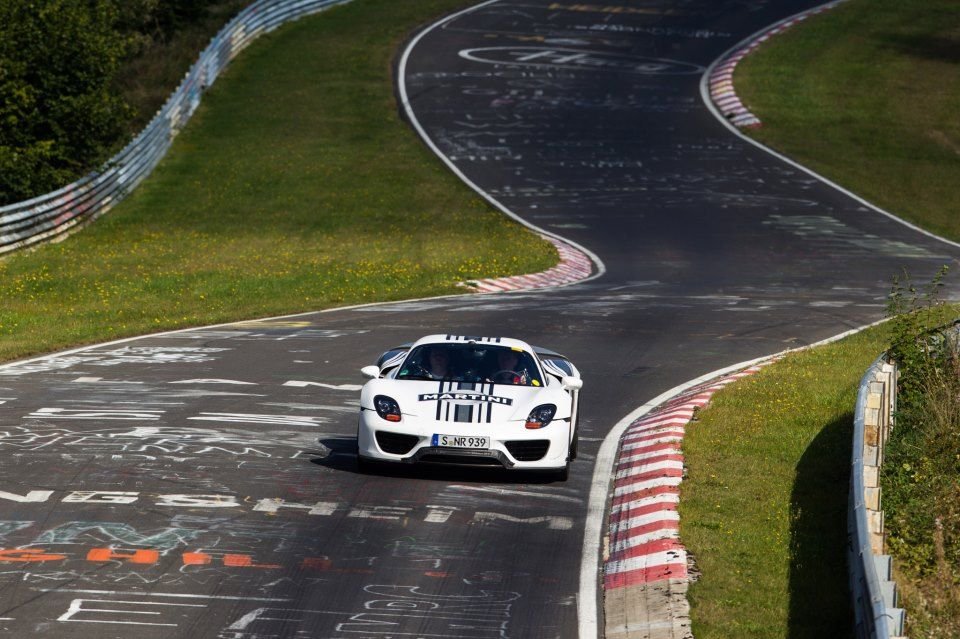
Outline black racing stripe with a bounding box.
[435,380,444,421]
[486,383,493,423]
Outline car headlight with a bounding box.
[525,404,556,429]
[374,395,402,422]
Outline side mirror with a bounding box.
[361,365,380,379]
[561,376,583,391]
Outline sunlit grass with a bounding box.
[682,326,890,638]
[729,0,960,634]
[0,0,556,362]
[736,0,960,241]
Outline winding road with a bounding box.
[0,1,956,637]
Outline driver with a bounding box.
[491,349,527,385]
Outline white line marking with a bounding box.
[169,379,257,385]
[699,1,960,253]
[448,484,582,503]
[58,599,205,626]
[396,0,606,289]
[38,589,290,602]
[581,322,879,639]
[283,380,363,391]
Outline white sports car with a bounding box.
[357,334,582,480]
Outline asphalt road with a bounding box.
[0,1,956,637]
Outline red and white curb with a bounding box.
[603,365,767,590]
[461,234,594,293]
[706,0,846,128]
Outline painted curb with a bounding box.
[462,234,595,293]
[602,366,766,592]
[583,320,880,639]
[397,0,606,292]
[706,1,847,128]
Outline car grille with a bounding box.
[375,431,419,455]
[505,440,550,462]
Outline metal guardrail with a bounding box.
[0,0,351,255]
[849,355,905,639]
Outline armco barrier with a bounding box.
[0,0,351,255]
[849,355,905,639]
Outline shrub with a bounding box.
[883,266,960,637]
[0,0,132,204]
[0,0,236,206]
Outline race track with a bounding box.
[0,1,956,637]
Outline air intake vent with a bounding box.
[375,432,419,455]
[505,440,550,462]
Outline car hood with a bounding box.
[364,379,555,424]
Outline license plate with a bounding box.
[432,434,490,449]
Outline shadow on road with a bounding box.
[314,437,564,484]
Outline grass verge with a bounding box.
[0,0,557,363]
[734,0,960,241]
[681,326,888,638]
[686,0,960,635]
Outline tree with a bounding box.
[0,0,131,205]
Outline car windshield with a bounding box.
[396,344,543,387]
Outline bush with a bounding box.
[883,266,960,637]
[0,0,132,205]
[0,0,234,206]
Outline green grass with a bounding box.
[682,327,890,638]
[684,0,960,635]
[735,0,960,241]
[116,1,253,134]
[0,0,556,362]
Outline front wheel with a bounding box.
[555,462,569,482]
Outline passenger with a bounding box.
[424,347,450,380]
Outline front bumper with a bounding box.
[357,411,569,470]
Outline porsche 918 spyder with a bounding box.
[357,334,582,480]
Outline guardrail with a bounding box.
[0,0,350,255]
[849,355,905,639]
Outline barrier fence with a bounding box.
[849,355,905,639]
[0,0,351,255]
